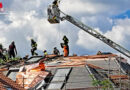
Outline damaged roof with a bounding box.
[0,72,25,90]
[0,54,130,90]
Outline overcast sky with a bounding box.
[0,0,130,63]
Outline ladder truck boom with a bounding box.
[47,2,130,58]
[62,15,130,58]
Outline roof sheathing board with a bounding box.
[25,56,43,64]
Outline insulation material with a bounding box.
[16,62,48,89]
[46,59,86,68]
[23,62,45,72]
[16,71,49,89]
[61,60,86,66]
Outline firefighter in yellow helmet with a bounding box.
[43,50,48,57]
[53,47,60,55]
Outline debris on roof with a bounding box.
[16,71,50,89]
[87,63,104,69]
[110,75,128,80]
[0,72,25,90]
[66,54,117,60]
[16,61,50,89]
[0,53,129,90]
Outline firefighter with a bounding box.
[63,35,69,45]
[8,41,17,58]
[0,47,5,61]
[48,5,52,19]
[43,50,48,57]
[51,0,60,23]
[53,47,60,55]
[61,35,69,57]
[31,39,38,56]
[0,44,7,61]
[23,54,29,61]
[0,43,3,50]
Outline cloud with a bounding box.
[60,0,130,16]
[0,8,65,56]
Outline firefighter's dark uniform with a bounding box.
[62,36,69,57]
[31,40,38,56]
[53,47,60,55]
[8,42,17,58]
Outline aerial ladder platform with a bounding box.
[47,0,130,58]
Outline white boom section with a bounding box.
[61,14,130,58]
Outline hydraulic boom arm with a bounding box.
[62,15,130,58]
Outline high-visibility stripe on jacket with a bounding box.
[44,52,48,56]
[32,43,37,48]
